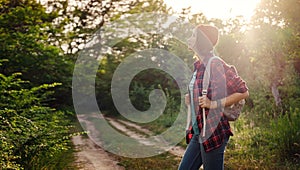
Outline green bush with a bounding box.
[268,108,300,164]
[129,82,152,111]
[0,71,72,169]
[0,0,74,107]
[226,108,300,169]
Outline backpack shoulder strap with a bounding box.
[202,56,219,93]
[201,56,219,137]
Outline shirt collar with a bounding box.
[193,53,214,70]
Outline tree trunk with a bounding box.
[271,82,282,107]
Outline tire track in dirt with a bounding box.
[72,114,125,170]
[72,113,185,169]
[72,135,124,170]
[106,117,185,157]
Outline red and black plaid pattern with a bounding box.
[190,56,248,152]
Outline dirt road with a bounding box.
[72,135,125,170]
[71,114,185,170]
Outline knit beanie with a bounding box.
[197,25,219,47]
[190,24,219,56]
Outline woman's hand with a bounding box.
[185,94,190,106]
[199,91,249,109]
[199,96,217,109]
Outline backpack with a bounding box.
[203,56,245,121]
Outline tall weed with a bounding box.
[268,108,300,164]
[226,109,300,169]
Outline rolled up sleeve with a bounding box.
[226,66,248,94]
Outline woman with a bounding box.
[178,25,249,170]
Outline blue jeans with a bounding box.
[178,134,229,170]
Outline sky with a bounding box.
[163,0,261,20]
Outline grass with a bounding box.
[112,152,181,170]
[224,109,300,170]
[55,144,78,170]
[58,111,88,170]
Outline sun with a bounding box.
[164,0,261,21]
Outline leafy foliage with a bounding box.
[0,69,72,169]
[44,0,168,54]
[0,0,74,106]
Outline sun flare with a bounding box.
[164,0,261,21]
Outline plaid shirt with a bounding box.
[190,56,248,152]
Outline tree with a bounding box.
[44,0,168,54]
[64,0,172,112]
[0,0,73,106]
[244,0,300,110]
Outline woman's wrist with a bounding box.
[217,99,222,108]
[217,99,225,111]
[211,100,218,109]
[211,99,224,109]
